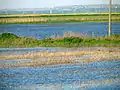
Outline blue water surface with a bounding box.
[0,22,120,39]
[0,60,120,90]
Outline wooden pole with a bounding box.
[108,0,112,36]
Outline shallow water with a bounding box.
[0,22,120,39]
[0,59,32,64]
[0,60,120,90]
[0,47,119,55]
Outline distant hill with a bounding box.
[0,4,120,14]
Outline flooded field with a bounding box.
[0,22,120,89]
[0,22,120,39]
[0,60,120,90]
[0,47,120,90]
[0,0,120,89]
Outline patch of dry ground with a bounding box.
[0,47,120,68]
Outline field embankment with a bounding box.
[0,33,120,48]
[0,13,120,24]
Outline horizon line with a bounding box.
[0,4,120,10]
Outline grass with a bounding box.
[0,13,120,24]
[1,13,120,17]
[0,33,120,48]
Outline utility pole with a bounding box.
[108,0,112,36]
[50,9,52,14]
[50,5,54,14]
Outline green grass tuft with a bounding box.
[0,33,120,48]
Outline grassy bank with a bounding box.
[0,13,120,24]
[0,33,120,48]
[1,13,120,18]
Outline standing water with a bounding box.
[0,22,120,39]
[0,60,120,90]
[0,22,120,90]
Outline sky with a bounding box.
[0,0,120,9]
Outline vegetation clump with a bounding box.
[0,33,120,48]
[0,33,18,39]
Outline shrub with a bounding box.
[0,33,18,39]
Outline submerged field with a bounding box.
[0,47,120,89]
[1,59,120,90]
[0,13,120,90]
[0,34,120,90]
[0,13,120,24]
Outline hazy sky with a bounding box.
[0,0,120,9]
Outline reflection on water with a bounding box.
[0,60,120,90]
